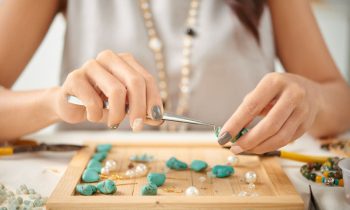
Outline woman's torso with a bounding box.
[59,0,275,131]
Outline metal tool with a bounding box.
[67,95,217,129]
[0,139,85,156]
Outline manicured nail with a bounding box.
[217,132,233,145]
[230,146,243,154]
[110,124,119,129]
[151,105,163,120]
[132,118,144,132]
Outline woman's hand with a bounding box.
[52,50,163,131]
[218,72,322,154]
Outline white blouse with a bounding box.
[59,0,275,130]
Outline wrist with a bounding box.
[41,86,61,123]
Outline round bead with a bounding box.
[125,169,136,178]
[100,167,110,176]
[149,37,162,51]
[185,186,199,196]
[105,160,117,171]
[244,171,257,184]
[135,164,148,175]
[198,176,206,183]
[227,155,239,166]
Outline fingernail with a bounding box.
[151,105,163,120]
[132,118,144,132]
[110,124,119,129]
[217,132,233,145]
[230,146,243,154]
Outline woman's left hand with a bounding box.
[217,72,322,154]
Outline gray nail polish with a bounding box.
[151,105,163,120]
[217,132,233,145]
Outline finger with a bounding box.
[234,88,301,152]
[218,73,285,145]
[243,107,305,154]
[96,50,147,131]
[119,53,164,126]
[83,60,127,128]
[65,70,103,122]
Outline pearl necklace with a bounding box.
[139,0,201,131]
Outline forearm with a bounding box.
[311,79,350,137]
[0,87,60,141]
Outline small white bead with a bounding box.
[183,37,192,47]
[148,29,156,36]
[105,160,118,171]
[125,169,136,178]
[182,58,190,66]
[143,11,152,19]
[185,186,199,196]
[149,37,162,51]
[227,155,239,166]
[135,164,147,175]
[181,67,190,75]
[199,176,206,183]
[244,171,257,184]
[100,167,110,176]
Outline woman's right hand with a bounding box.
[52,50,164,131]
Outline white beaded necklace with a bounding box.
[139,0,201,131]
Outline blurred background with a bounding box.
[11,0,350,132]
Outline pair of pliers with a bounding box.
[0,139,85,156]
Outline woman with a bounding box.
[0,0,349,155]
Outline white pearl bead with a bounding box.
[105,160,117,171]
[125,169,136,178]
[100,167,110,176]
[244,171,257,184]
[135,164,147,175]
[185,186,199,196]
[198,176,206,183]
[149,37,162,51]
[227,155,239,165]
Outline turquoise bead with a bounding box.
[75,184,97,196]
[92,152,108,162]
[212,165,234,178]
[82,168,100,183]
[96,144,112,153]
[190,160,208,172]
[166,157,188,170]
[87,159,102,173]
[147,173,166,187]
[96,180,116,194]
[141,183,157,196]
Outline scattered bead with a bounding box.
[198,176,206,183]
[105,160,118,171]
[87,159,102,173]
[92,152,107,162]
[96,180,116,194]
[141,183,157,196]
[82,168,100,183]
[244,171,257,184]
[166,157,188,170]
[212,165,234,178]
[227,155,239,166]
[130,154,154,163]
[147,173,166,187]
[135,164,148,175]
[100,167,110,176]
[190,160,208,172]
[96,144,112,153]
[75,184,97,196]
[185,186,199,196]
[125,169,136,178]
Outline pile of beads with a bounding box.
[300,157,343,186]
[0,183,47,210]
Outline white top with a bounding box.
[59,0,275,130]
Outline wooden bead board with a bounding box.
[47,140,304,210]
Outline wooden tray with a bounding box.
[47,140,304,210]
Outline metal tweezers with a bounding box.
[67,95,217,129]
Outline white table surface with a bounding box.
[0,130,349,210]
